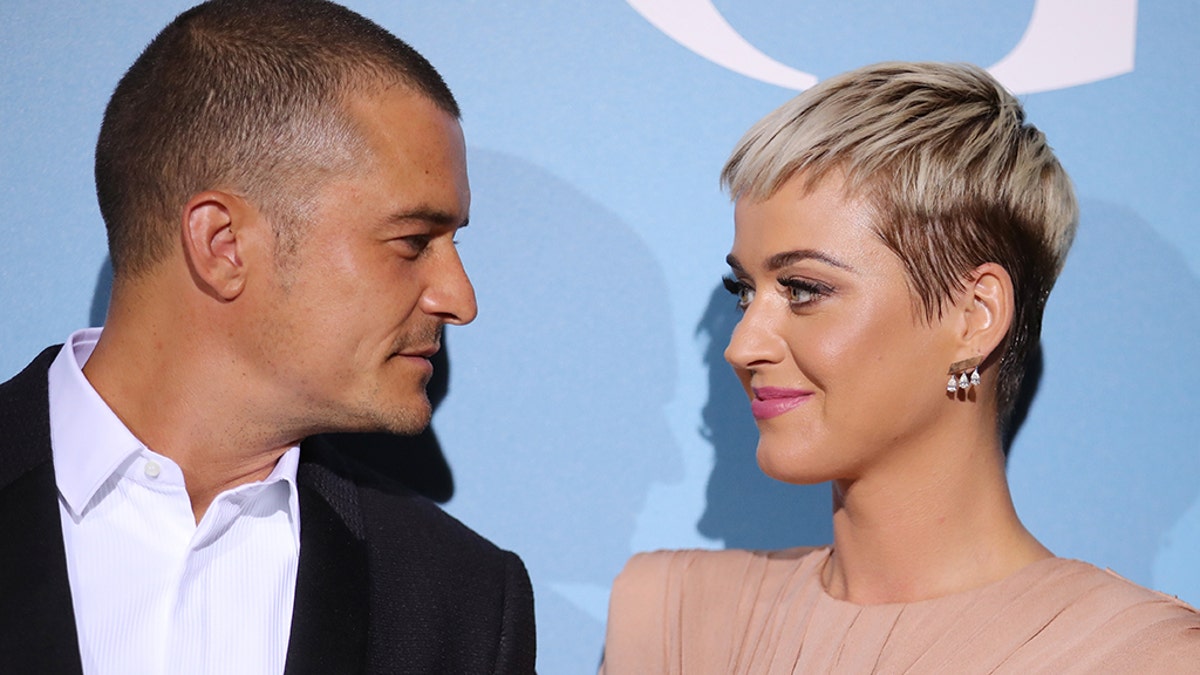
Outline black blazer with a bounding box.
[0,347,536,674]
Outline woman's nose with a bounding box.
[724,300,785,372]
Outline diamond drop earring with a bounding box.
[946,357,982,393]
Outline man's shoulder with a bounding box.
[0,346,61,487]
[357,457,516,562]
[297,437,536,673]
[0,345,60,401]
[299,436,520,568]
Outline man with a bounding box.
[0,1,535,673]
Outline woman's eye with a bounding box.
[722,276,754,311]
[788,285,814,304]
[779,278,828,308]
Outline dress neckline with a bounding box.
[798,545,1071,610]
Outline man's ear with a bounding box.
[181,190,257,301]
[951,262,1014,366]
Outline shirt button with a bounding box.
[144,461,161,479]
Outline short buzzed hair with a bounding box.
[95,0,459,277]
[722,62,1078,424]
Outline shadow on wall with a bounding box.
[88,255,456,503]
[89,258,114,328]
[695,283,832,549]
[1011,200,1200,592]
[443,148,682,672]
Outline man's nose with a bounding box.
[420,244,477,325]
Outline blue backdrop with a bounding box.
[3,2,1197,672]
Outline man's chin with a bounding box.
[376,396,433,436]
[380,413,431,436]
[323,393,432,436]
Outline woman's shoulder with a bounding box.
[1000,557,1200,671]
[609,546,830,627]
[617,546,828,590]
[1031,557,1198,616]
[620,545,829,569]
[601,547,829,675]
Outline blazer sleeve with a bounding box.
[493,550,537,675]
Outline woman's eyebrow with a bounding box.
[724,254,746,274]
[725,250,854,273]
[765,249,854,272]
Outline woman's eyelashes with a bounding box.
[722,275,831,311]
[723,276,754,310]
[778,277,831,308]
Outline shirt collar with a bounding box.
[49,328,145,517]
[268,445,302,551]
[49,328,301,538]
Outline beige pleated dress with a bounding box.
[600,547,1200,674]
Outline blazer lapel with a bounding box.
[0,347,83,673]
[283,447,370,675]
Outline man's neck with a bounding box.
[83,319,298,523]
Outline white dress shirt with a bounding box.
[48,328,301,675]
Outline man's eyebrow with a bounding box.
[387,208,469,229]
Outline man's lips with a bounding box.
[397,344,440,359]
[391,346,439,378]
[750,386,813,420]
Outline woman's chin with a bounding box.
[756,442,836,486]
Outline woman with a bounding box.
[601,62,1199,673]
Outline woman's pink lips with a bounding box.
[750,386,813,420]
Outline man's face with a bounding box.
[250,87,476,436]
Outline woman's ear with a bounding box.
[180,190,256,301]
[953,262,1015,365]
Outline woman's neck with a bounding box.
[821,424,1052,605]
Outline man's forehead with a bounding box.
[344,85,461,133]
[332,86,468,206]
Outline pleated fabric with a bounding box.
[601,547,1200,674]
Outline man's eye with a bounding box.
[395,235,431,255]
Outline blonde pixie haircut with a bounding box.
[722,61,1078,426]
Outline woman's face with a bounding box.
[724,173,959,485]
